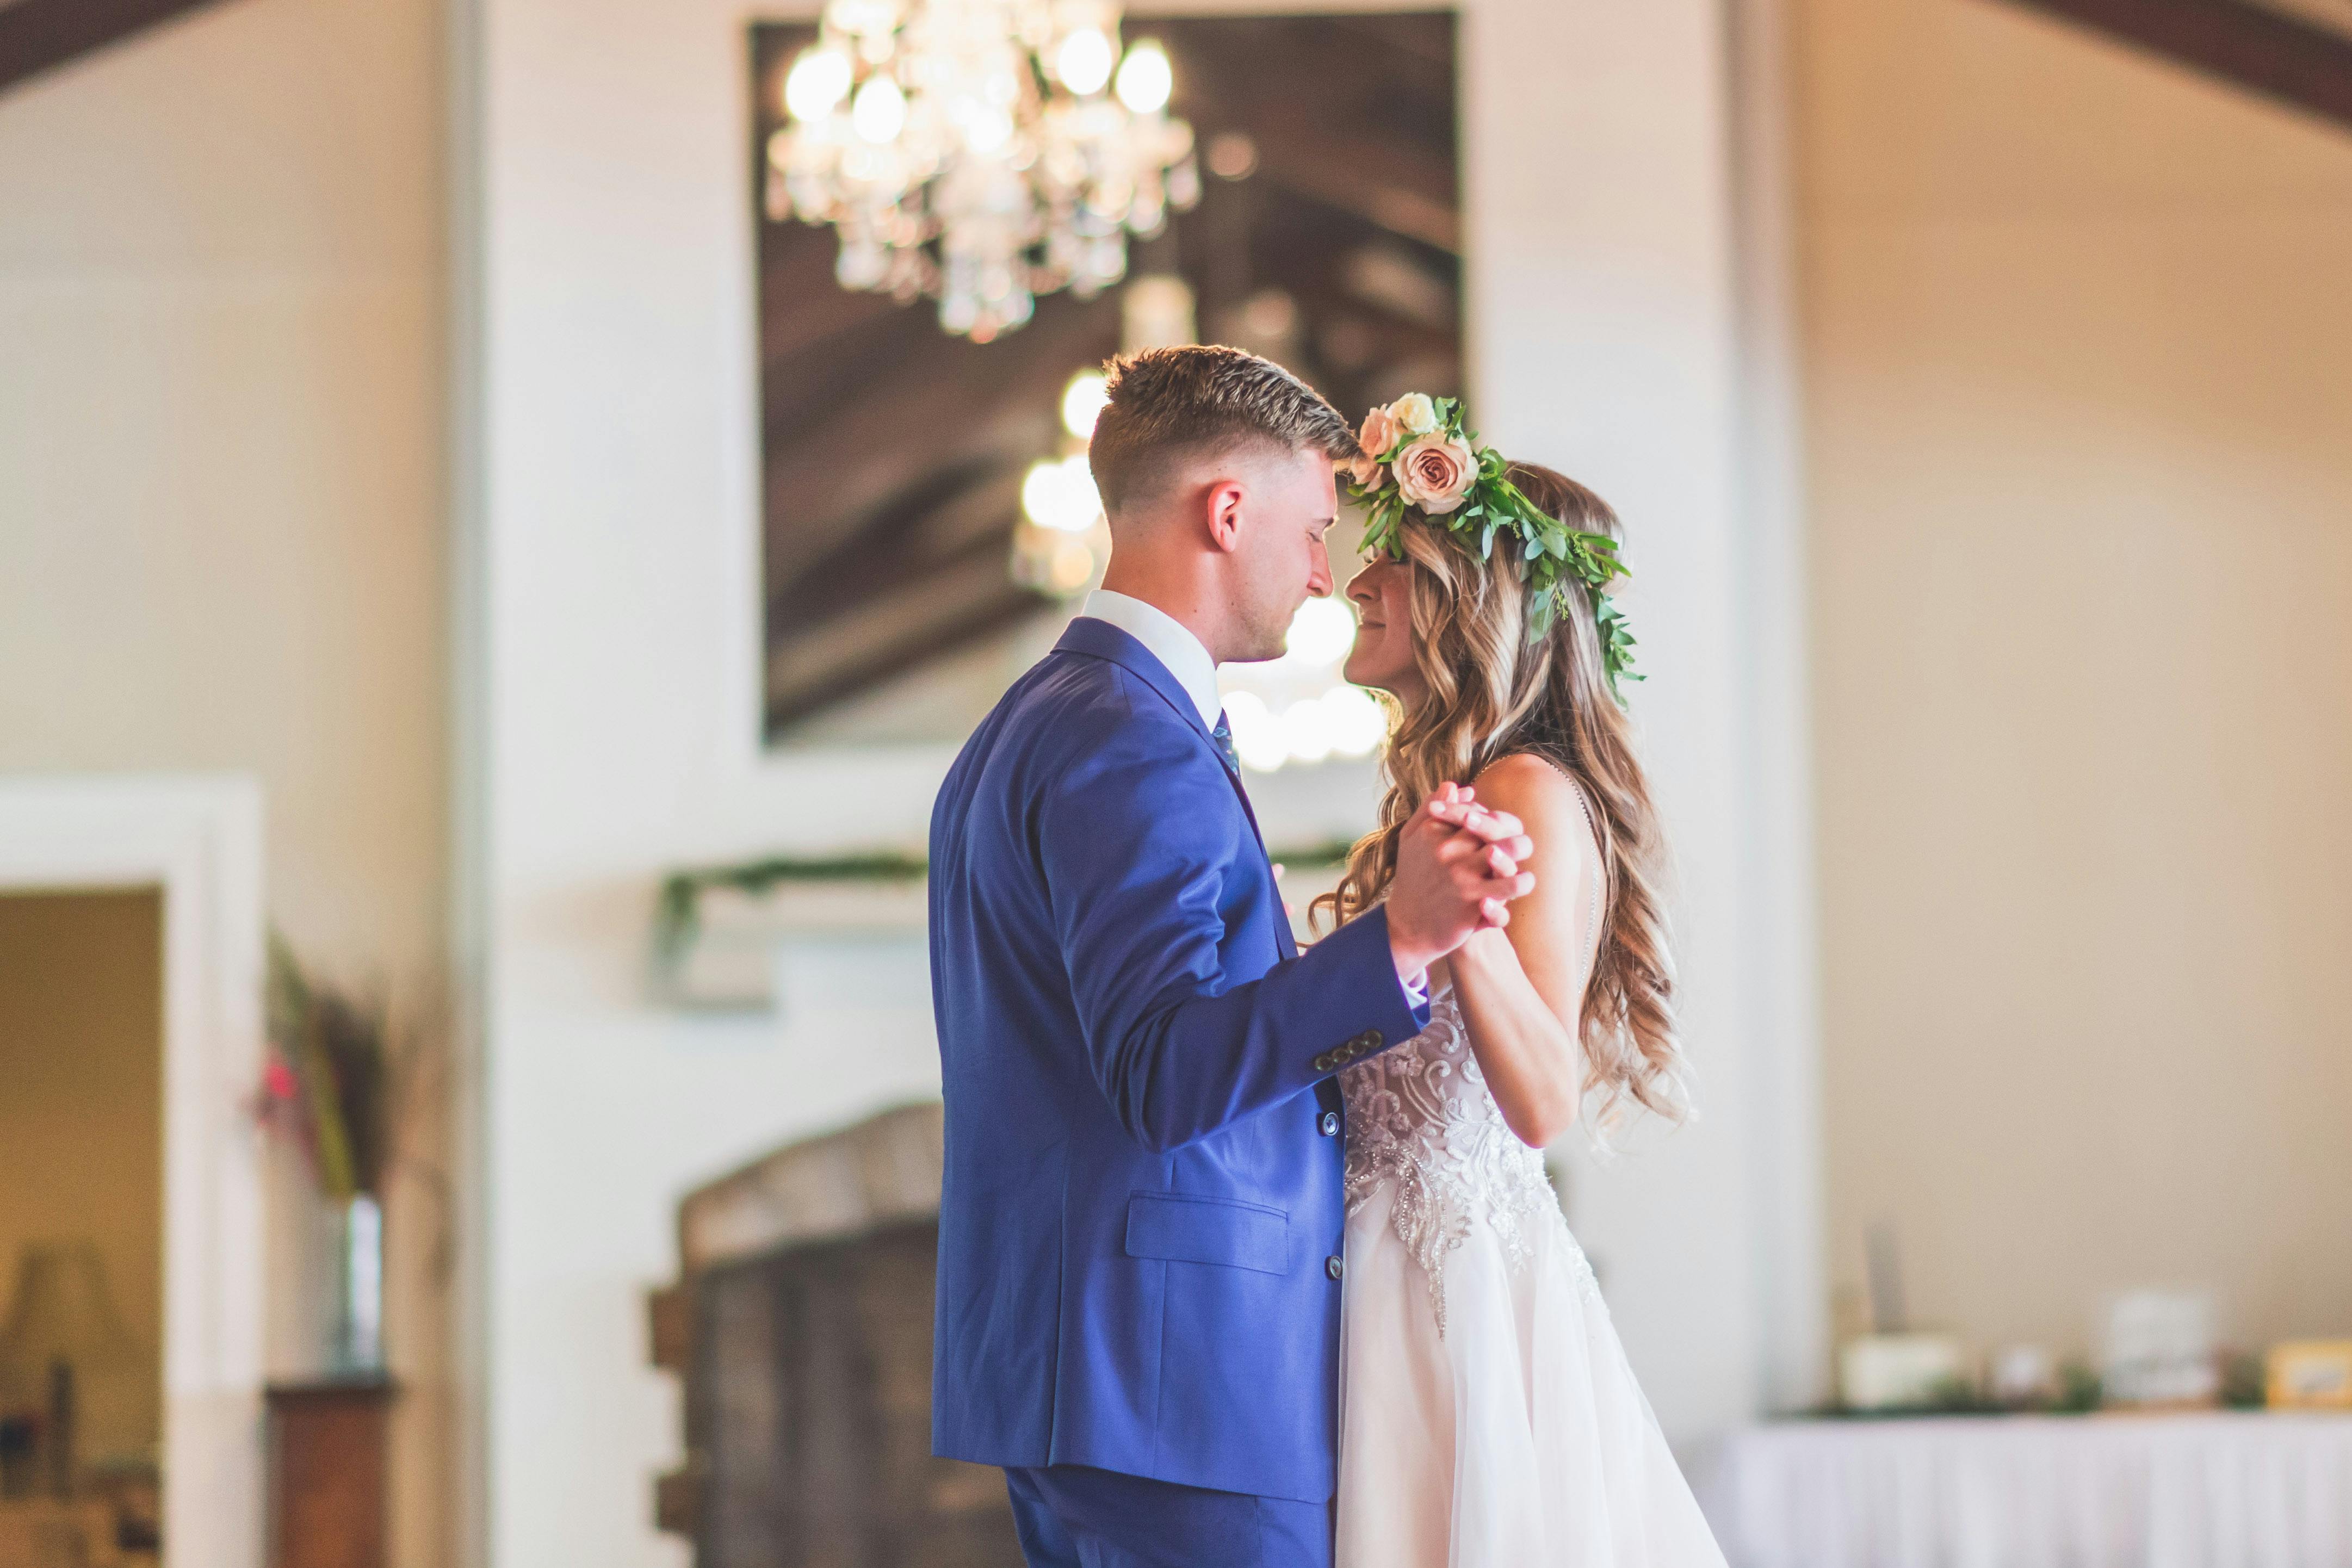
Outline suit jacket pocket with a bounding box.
[1123,1191,1290,1275]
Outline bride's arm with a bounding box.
[1446,755,1596,1148]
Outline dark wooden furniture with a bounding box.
[264,1379,394,1568]
[649,1102,1022,1567]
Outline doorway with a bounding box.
[0,778,265,1568]
[0,890,165,1565]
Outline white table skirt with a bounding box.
[1702,1413,2352,1568]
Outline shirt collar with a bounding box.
[1079,589,1222,728]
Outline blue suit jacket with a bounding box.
[928,617,1425,1504]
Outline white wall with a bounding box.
[0,0,449,983]
[0,4,454,1563]
[467,2,1811,1562]
[1799,0,2352,1360]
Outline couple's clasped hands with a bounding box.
[1386,782,1536,984]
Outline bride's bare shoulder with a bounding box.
[1469,753,1594,870]
[1470,752,1577,817]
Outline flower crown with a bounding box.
[1341,393,1639,698]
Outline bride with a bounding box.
[1316,398,1726,1566]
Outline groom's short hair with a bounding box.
[1088,345,1357,518]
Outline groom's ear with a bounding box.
[1202,475,1247,555]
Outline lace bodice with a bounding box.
[1341,988,1600,1334]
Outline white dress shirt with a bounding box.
[1079,588,1222,728]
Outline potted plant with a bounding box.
[257,937,441,1377]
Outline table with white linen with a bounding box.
[1703,1411,2352,1568]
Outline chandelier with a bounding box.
[765,1,1202,342]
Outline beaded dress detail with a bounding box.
[1340,987,1599,1335]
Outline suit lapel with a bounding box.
[1055,617,1269,845]
[1055,617,1292,949]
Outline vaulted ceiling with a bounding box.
[1991,0,2352,129]
[0,0,239,95]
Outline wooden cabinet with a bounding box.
[264,1381,393,1568]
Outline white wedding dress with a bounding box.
[1333,792,1726,1566]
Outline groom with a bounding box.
[930,345,1535,1567]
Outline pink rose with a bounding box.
[1358,405,1401,461]
[1392,434,1475,515]
[1342,452,1383,489]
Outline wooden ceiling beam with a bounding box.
[1989,0,2352,129]
[0,0,237,94]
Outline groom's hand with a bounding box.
[1387,783,1537,984]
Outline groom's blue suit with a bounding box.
[929,616,1426,1558]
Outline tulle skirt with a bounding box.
[1335,1180,1728,1567]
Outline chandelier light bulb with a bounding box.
[1056,28,1116,96]
[851,76,907,144]
[783,47,853,122]
[962,103,1014,154]
[1061,370,1110,440]
[1114,39,1173,115]
[826,0,901,38]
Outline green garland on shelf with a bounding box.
[654,841,1360,966]
[655,852,928,964]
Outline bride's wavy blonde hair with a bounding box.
[1311,463,1689,1138]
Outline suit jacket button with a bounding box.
[1320,1111,1341,1137]
[1311,1053,1333,1073]
[1357,1031,1383,1051]
[1326,1255,1345,1281]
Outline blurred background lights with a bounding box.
[1215,593,1392,772]
[1061,370,1110,440]
[1281,698,1335,765]
[1056,28,1116,96]
[782,47,852,121]
[1283,596,1358,667]
[1114,39,1174,114]
[1220,691,1289,774]
[1047,538,1096,593]
[1020,454,1103,534]
[1320,684,1388,759]
[850,76,906,143]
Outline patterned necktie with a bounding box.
[1210,711,1242,777]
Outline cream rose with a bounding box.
[1390,392,1439,436]
[1392,434,1476,515]
[1357,405,1401,461]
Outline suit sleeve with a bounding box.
[1038,703,1429,1154]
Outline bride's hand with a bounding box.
[1386,784,1537,981]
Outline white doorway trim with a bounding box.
[0,774,265,1568]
